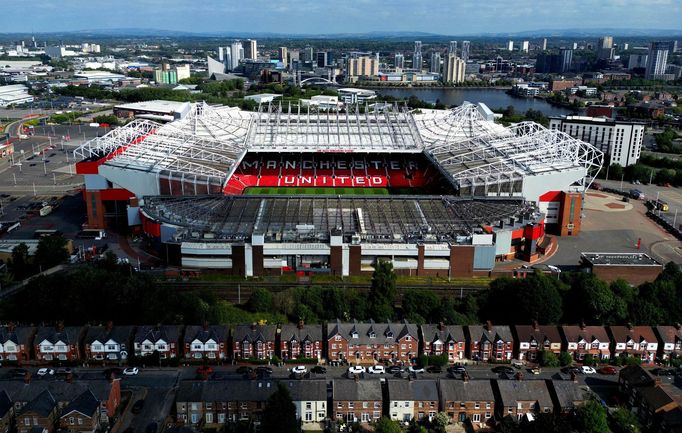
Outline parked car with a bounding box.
[426,365,442,373]
[290,365,308,375]
[347,365,366,375]
[10,368,29,378]
[256,366,273,375]
[530,367,541,375]
[196,365,214,376]
[123,367,139,376]
[408,365,425,374]
[653,368,676,377]
[581,366,597,374]
[492,366,515,374]
[448,366,467,374]
[311,366,327,374]
[236,366,253,375]
[103,367,123,378]
[55,368,72,375]
[597,366,618,375]
[368,365,385,374]
[387,365,403,374]
[37,368,55,376]
[131,399,145,414]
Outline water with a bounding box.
[371,87,577,117]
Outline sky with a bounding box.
[2,0,682,34]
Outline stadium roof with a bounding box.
[74,102,603,195]
[141,195,536,243]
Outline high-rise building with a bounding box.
[628,54,648,70]
[278,47,288,68]
[670,41,678,54]
[597,36,614,60]
[599,36,613,49]
[522,41,529,53]
[559,49,573,73]
[303,46,314,62]
[230,41,243,70]
[622,43,629,51]
[645,41,670,79]
[448,41,457,56]
[461,41,470,62]
[413,41,423,71]
[430,52,441,74]
[218,47,225,62]
[346,53,379,81]
[572,42,578,50]
[442,54,465,83]
[394,53,405,69]
[536,49,573,74]
[245,39,258,60]
[542,38,547,51]
[507,40,514,51]
[175,64,191,81]
[316,51,330,67]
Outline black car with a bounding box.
[311,366,327,374]
[492,366,515,374]
[236,366,253,375]
[387,365,403,374]
[255,366,273,374]
[103,367,123,378]
[426,365,442,373]
[447,366,467,374]
[10,368,29,378]
[131,399,145,414]
[654,368,676,377]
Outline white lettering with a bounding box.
[336,176,350,185]
[300,176,313,185]
[370,161,382,170]
[302,160,313,169]
[241,160,259,170]
[283,176,295,185]
[372,176,384,185]
[353,160,366,170]
[285,160,296,170]
[319,160,330,170]
[390,161,400,170]
[266,160,277,169]
[336,160,347,170]
[407,160,418,170]
[355,177,366,185]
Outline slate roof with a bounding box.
[514,325,562,345]
[332,380,383,401]
[619,365,656,388]
[34,326,82,346]
[0,390,11,418]
[609,326,657,345]
[387,380,439,402]
[639,385,677,411]
[134,325,181,344]
[495,380,554,408]
[62,389,99,418]
[233,324,277,343]
[3,380,114,404]
[280,324,323,343]
[655,326,682,345]
[421,324,465,344]
[84,325,133,346]
[0,326,34,347]
[438,379,495,402]
[177,380,277,402]
[548,381,587,410]
[282,380,327,401]
[183,325,228,344]
[468,324,513,344]
[560,325,610,344]
[327,320,419,345]
[17,389,56,417]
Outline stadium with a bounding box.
[74,102,603,277]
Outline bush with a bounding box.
[538,350,560,367]
[559,351,574,367]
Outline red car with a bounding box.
[598,366,618,375]
[196,366,214,376]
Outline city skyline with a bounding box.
[2,0,682,35]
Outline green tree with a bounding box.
[432,412,450,433]
[9,243,31,280]
[609,407,641,433]
[558,351,574,367]
[368,260,397,321]
[93,114,120,126]
[246,288,273,313]
[538,350,560,367]
[375,417,402,433]
[583,354,597,366]
[34,235,69,269]
[574,400,611,433]
[261,383,299,433]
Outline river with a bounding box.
[369,87,577,117]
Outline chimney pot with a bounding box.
[297,319,304,330]
[106,321,113,331]
[438,322,444,331]
[486,321,493,331]
[533,320,539,331]
[24,372,32,384]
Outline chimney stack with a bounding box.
[66,373,73,383]
[8,322,15,332]
[675,322,681,331]
[24,372,31,384]
[438,322,444,331]
[106,321,113,332]
[203,321,209,331]
[579,321,586,331]
[533,320,539,331]
[57,321,65,332]
[251,322,257,331]
[486,321,493,331]
[570,371,577,383]
[297,319,304,330]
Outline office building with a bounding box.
[448,41,457,56]
[597,36,614,61]
[430,52,441,74]
[549,116,643,167]
[622,43,629,51]
[628,54,648,70]
[0,84,34,107]
[461,41,470,62]
[413,41,423,71]
[316,51,330,68]
[599,36,613,49]
[672,40,679,53]
[394,53,405,69]
[207,56,225,76]
[542,38,547,51]
[278,47,288,68]
[559,49,573,72]
[522,41,529,53]
[536,49,572,74]
[507,41,514,51]
[442,54,465,83]
[230,41,243,71]
[346,53,379,81]
[217,47,226,62]
[303,46,314,62]
[245,39,257,60]
[645,41,670,79]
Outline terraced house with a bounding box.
[609,325,658,363]
[34,325,83,362]
[232,324,277,360]
[0,325,33,363]
[333,380,383,424]
[387,379,439,422]
[420,323,466,362]
[439,379,495,430]
[560,324,611,361]
[655,325,682,360]
[279,321,323,361]
[514,323,562,362]
[83,323,133,363]
[327,320,419,364]
[467,322,513,361]
[494,380,554,421]
[183,325,228,360]
[133,325,181,359]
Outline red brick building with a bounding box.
[467,322,514,361]
[279,321,323,361]
[233,324,277,360]
[327,320,419,365]
[421,323,466,362]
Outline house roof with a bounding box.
[387,380,439,402]
[619,365,656,388]
[332,380,382,401]
[327,320,419,345]
[639,385,678,412]
[0,326,34,346]
[282,380,327,401]
[560,325,610,343]
[0,390,11,418]
[62,390,99,418]
[548,381,587,410]
[280,324,323,343]
[177,380,277,402]
[438,379,495,402]
[183,325,229,344]
[609,326,657,344]
[495,380,554,408]
[468,324,513,343]
[233,324,278,343]
[34,326,82,345]
[17,389,55,417]
[421,324,465,344]
[655,326,682,344]
[514,325,562,345]
[134,325,181,344]
[3,379,114,404]
[84,325,133,346]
